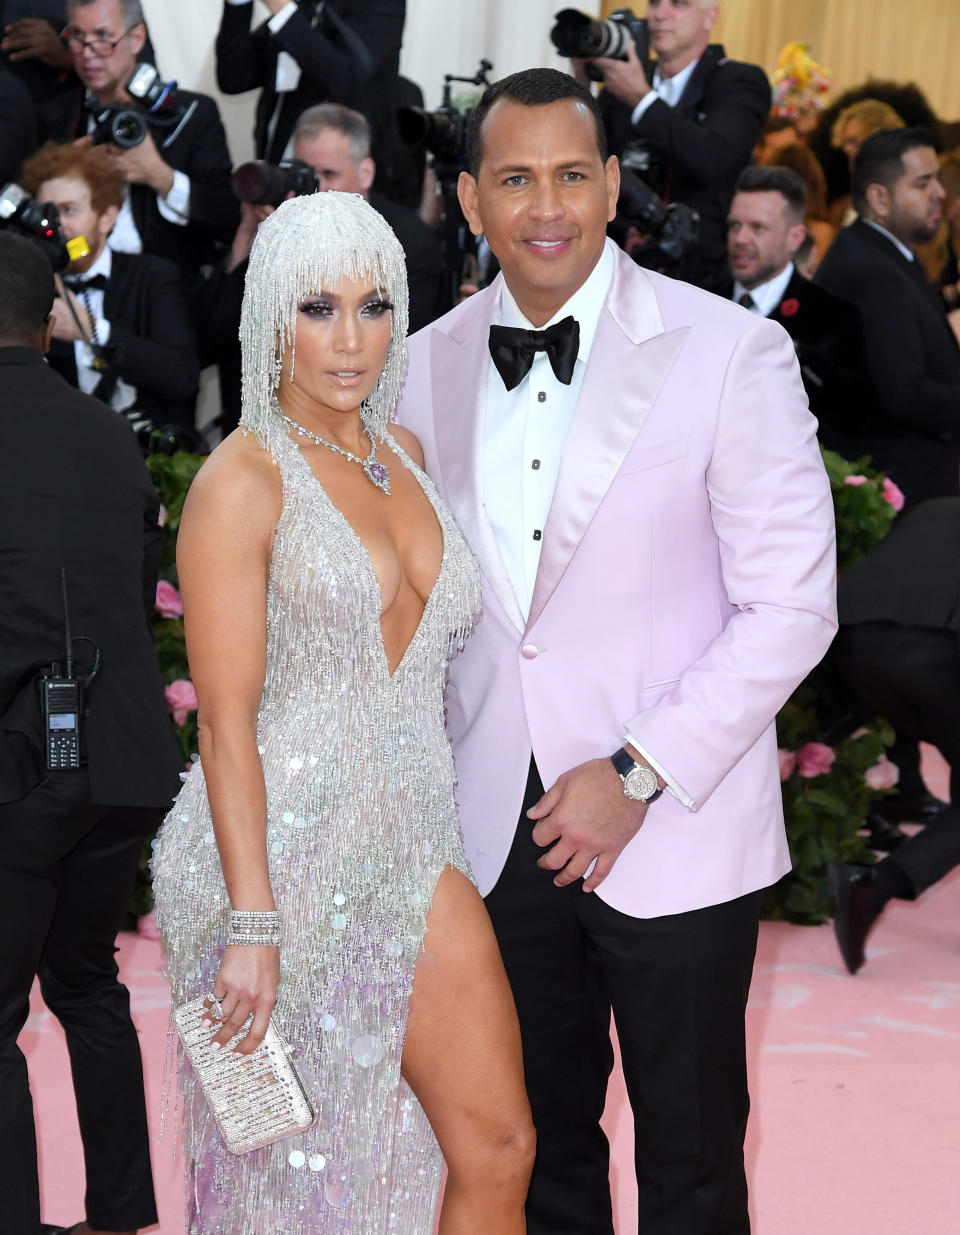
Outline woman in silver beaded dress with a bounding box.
[151,192,534,1234]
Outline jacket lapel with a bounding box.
[526,255,689,632]
[431,281,527,632]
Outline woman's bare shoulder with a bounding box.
[388,423,425,469]
[183,429,283,528]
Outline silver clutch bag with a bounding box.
[174,993,317,1155]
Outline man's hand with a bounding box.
[2,18,71,68]
[589,40,651,110]
[51,277,91,343]
[528,757,649,893]
[105,130,175,198]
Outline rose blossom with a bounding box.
[881,477,905,512]
[843,474,868,486]
[137,910,161,941]
[155,579,184,618]
[164,678,198,726]
[865,754,900,791]
[158,504,167,527]
[778,748,797,781]
[795,741,835,778]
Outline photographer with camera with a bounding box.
[560,1,770,290]
[38,0,238,276]
[20,140,200,434]
[0,230,183,1235]
[216,0,406,200]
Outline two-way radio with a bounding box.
[38,570,100,771]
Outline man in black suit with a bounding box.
[0,64,38,179]
[0,232,183,1235]
[816,126,960,508]
[39,0,238,275]
[580,0,770,290]
[725,164,871,450]
[216,0,405,198]
[21,138,199,431]
[828,497,960,974]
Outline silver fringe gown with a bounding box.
[152,422,481,1234]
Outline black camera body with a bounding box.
[90,64,184,150]
[231,158,319,207]
[551,7,649,79]
[397,104,467,172]
[616,165,700,277]
[0,182,89,271]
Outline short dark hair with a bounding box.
[466,68,607,177]
[734,165,808,223]
[0,233,55,343]
[851,126,937,216]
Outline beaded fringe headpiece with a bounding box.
[239,191,410,439]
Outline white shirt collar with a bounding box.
[652,55,700,106]
[732,261,795,318]
[863,218,915,263]
[498,239,615,365]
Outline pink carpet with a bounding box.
[28,751,960,1233]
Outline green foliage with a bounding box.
[821,447,898,572]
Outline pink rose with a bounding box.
[164,678,197,727]
[843,474,868,486]
[865,755,900,791]
[881,477,905,512]
[795,741,835,778]
[137,909,161,941]
[157,504,167,528]
[155,579,184,618]
[778,748,797,781]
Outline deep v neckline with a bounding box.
[281,429,448,680]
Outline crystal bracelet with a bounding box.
[227,908,281,947]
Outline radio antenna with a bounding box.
[60,568,73,677]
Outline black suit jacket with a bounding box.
[216,0,404,181]
[47,250,200,429]
[0,347,183,807]
[761,267,873,450]
[369,190,446,331]
[38,86,239,273]
[815,219,960,506]
[0,66,37,182]
[601,45,770,288]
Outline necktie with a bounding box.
[66,274,108,293]
[737,291,757,311]
[488,316,580,392]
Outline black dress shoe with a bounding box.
[828,861,881,975]
[863,814,910,852]
[872,790,948,824]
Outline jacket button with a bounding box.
[520,644,539,660]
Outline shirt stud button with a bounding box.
[532,529,542,541]
[531,459,541,470]
[537,391,546,403]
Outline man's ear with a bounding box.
[457,170,483,237]
[357,157,375,194]
[42,314,55,354]
[864,181,890,223]
[129,23,147,57]
[99,204,120,242]
[786,221,808,257]
[604,154,621,223]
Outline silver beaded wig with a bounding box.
[239,191,410,439]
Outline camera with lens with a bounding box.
[550,7,648,80]
[0,183,89,272]
[397,104,467,172]
[230,158,319,208]
[615,165,700,277]
[90,64,185,150]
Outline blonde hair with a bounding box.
[831,99,905,148]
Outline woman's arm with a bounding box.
[177,440,282,1052]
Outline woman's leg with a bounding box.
[401,867,535,1234]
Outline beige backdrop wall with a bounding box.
[602,0,960,121]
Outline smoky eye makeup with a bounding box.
[298,296,335,317]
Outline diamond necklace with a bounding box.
[277,407,391,494]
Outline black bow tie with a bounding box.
[488,315,580,392]
[66,274,108,294]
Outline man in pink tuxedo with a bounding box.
[396,68,837,1234]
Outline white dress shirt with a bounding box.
[630,55,700,125]
[732,261,794,318]
[64,246,137,411]
[483,240,691,805]
[863,218,916,263]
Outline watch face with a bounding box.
[622,764,659,801]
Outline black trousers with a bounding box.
[484,762,759,1235]
[835,622,960,893]
[0,770,161,1234]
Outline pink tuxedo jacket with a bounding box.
[396,242,837,917]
